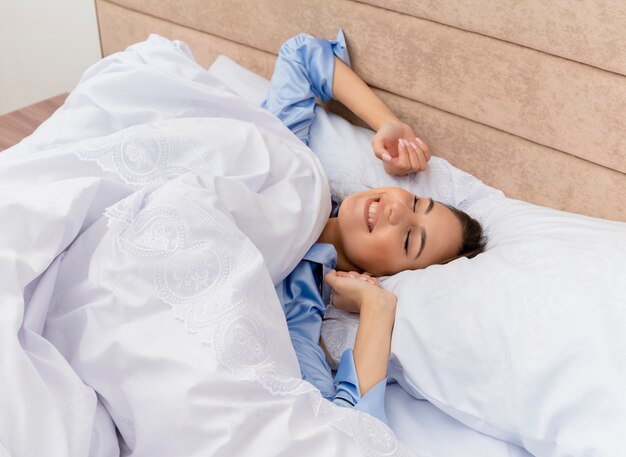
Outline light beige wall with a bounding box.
[0,0,102,115]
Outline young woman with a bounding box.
[263,31,486,424]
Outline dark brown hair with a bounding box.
[444,203,487,260]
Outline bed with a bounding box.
[0,1,624,457]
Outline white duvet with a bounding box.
[0,37,413,457]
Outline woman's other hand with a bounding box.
[326,269,397,396]
[372,120,431,176]
[324,270,396,314]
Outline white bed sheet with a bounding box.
[385,385,532,457]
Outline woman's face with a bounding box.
[337,187,463,276]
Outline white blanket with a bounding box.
[0,36,413,457]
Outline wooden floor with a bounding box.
[0,94,68,151]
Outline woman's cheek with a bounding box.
[348,237,373,268]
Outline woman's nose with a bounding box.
[388,200,410,226]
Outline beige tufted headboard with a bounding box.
[95,0,626,221]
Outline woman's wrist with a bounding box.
[352,289,396,395]
[332,57,400,132]
[370,113,402,132]
[360,290,397,319]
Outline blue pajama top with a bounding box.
[262,31,388,424]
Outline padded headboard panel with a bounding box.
[95,0,626,221]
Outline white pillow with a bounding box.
[208,55,626,457]
[387,202,626,457]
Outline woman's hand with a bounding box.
[326,270,398,397]
[324,270,396,314]
[372,120,431,176]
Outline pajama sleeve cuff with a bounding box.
[333,348,388,425]
[278,29,350,103]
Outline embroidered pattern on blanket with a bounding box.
[75,124,207,187]
[73,124,411,457]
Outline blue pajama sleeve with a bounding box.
[261,30,350,145]
[333,348,388,424]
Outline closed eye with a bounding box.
[404,196,418,254]
[404,229,410,254]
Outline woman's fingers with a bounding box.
[371,135,387,161]
[333,270,381,286]
[358,274,376,285]
[372,132,397,163]
[349,271,371,281]
[337,271,366,282]
[392,139,419,175]
[339,271,381,286]
[392,139,412,174]
[404,140,422,172]
[358,272,379,285]
[324,270,340,291]
[415,137,431,161]
[407,140,427,171]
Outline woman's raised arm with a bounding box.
[332,57,431,175]
[262,31,430,176]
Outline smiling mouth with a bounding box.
[365,198,382,232]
